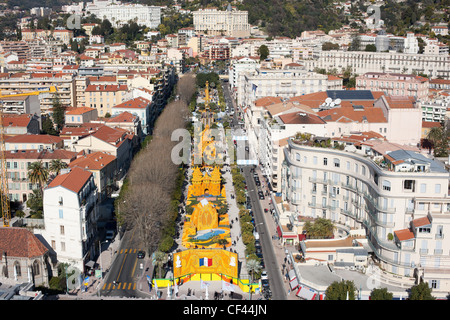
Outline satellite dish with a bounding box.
[325,97,332,104]
[335,98,341,105]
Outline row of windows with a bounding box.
[292,150,444,195]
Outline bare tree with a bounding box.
[118,81,191,253]
[176,72,196,104]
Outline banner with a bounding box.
[221,280,235,292]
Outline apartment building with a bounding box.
[229,56,259,90]
[70,125,135,177]
[86,1,161,28]
[193,6,250,38]
[68,151,117,202]
[303,51,450,80]
[0,72,76,114]
[420,97,450,123]
[0,95,40,117]
[5,134,64,151]
[281,137,450,298]
[356,73,429,101]
[4,149,77,202]
[111,97,151,135]
[21,29,74,45]
[85,84,128,117]
[248,101,327,193]
[0,41,30,60]
[236,66,343,108]
[201,44,230,62]
[43,167,99,273]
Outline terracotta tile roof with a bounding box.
[394,228,415,241]
[318,106,387,123]
[106,111,137,123]
[1,114,34,127]
[69,151,116,171]
[92,125,131,146]
[65,107,96,115]
[289,91,329,109]
[5,149,77,161]
[422,121,441,128]
[85,84,128,92]
[112,97,150,109]
[265,101,317,116]
[5,134,63,144]
[0,227,49,259]
[412,216,431,229]
[47,166,92,193]
[60,123,104,137]
[254,96,283,107]
[384,96,417,109]
[278,111,326,125]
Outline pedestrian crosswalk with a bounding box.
[118,248,139,254]
[102,282,137,291]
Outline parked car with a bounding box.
[105,230,115,241]
[258,191,265,200]
[137,251,145,259]
[261,271,268,280]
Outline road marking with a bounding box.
[103,282,137,290]
[131,256,138,277]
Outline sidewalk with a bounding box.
[252,166,299,300]
[69,234,123,297]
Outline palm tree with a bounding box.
[49,159,68,177]
[427,126,443,147]
[246,259,261,300]
[154,251,167,279]
[28,161,49,193]
[426,125,448,157]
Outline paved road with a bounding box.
[222,80,287,300]
[98,226,149,298]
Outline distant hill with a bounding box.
[238,0,345,38]
[4,0,73,10]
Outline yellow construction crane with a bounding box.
[0,86,57,99]
[0,86,58,227]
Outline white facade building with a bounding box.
[282,138,450,298]
[43,167,99,273]
[193,5,250,38]
[236,66,343,107]
[303,51,450,80]
[85,1,161,28]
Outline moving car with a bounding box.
[137,251,145,259]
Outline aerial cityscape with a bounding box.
[0,0,449,305]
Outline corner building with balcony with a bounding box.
[281,138,450,297]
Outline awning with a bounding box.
[85,260,96,268]
[296,286,317,300]
[288,269,296,281]
[276,226,282,237]
[283,234,298,239]
[289,278,299,290]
